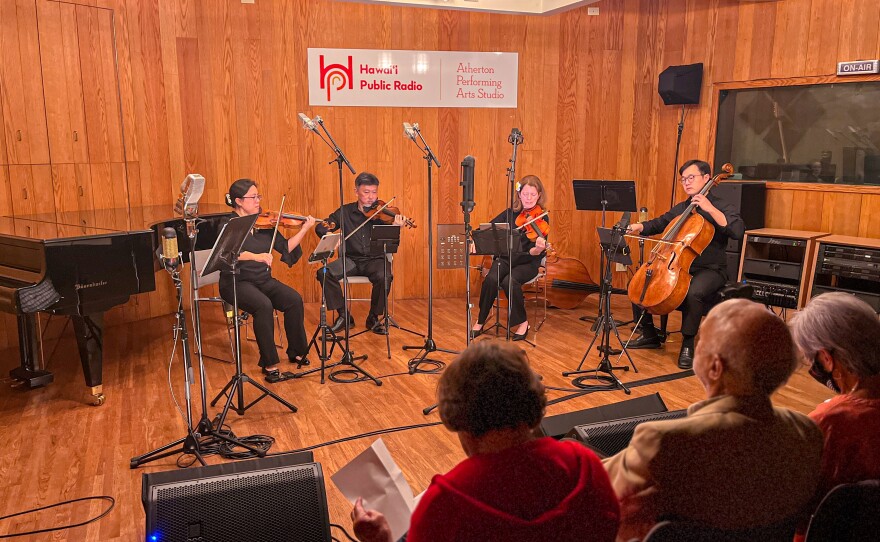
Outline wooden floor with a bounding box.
[0,296,833,540]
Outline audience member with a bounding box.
[602,299,823,541]
[790,293,880,539]
[351,340,620,542]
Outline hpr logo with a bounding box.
[319,55,353,101]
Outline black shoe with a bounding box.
[678,345,694,370]
[290,355,310,368]
[366,314,387,335]
[512,324,530,341]
[627,332,662,349]
[330,314,355,333]
[470,327,484,339]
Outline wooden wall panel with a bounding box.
[2,0,880,353]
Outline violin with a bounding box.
[516,205,550,243]
[627,163,735,315]
[362,200,416,229]
[255,210,334,230]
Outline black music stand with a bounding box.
[205,214,297,421]
[564,225,639,394]
[351,225,422,358]
[573,180,637,327]
[471,224,532,346]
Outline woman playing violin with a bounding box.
[471,175,549,342]
[221,178,316,379]
[314,172,407,335]
[626,160,745,370]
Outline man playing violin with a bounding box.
[626,160,745,369]
[315,172,406,335]
[471,175,549,342]
[221,179,317,379]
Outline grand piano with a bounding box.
[0,204,231,405]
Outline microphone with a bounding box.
[639,206,648,223]
[174,174,205,216]
[403,122,416,141]
[313,115,324,125]
[508,128,523,145]
[460,155,475,214]
[614,211,632,232]
[298,113,317,132]
[160,227,180,271]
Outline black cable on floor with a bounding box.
[331,523,358,542]
[0,496,115,539]
[267,421,443,457]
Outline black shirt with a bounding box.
[487,208,548,267]
[315,202,385,261]
[640,192,745,271]
[219,213,302,283]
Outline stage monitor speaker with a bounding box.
[536,392,668,439]
[658,63,704,105]
[142,451,331,542]
[566,409,688,458]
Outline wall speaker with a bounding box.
[566,409,688,458]
[536,392,668,439]
[658,63,704,105]
[142,452,331,542]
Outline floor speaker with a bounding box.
[567,409,688,458]
[658,63,704,105]
[535,392,668,439]
[142,451,331,542]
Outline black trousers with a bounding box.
[477,258,541,328]
[219,276,308,368]
[317,256,391,317]
[636,267,727,337]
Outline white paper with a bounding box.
[331,439,415,541]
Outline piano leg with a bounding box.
[72,313,105,406]
[9,314,54,388]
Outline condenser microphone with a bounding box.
[639,206,648,223]
[403,122,416,141]
[460,155,475,213]
[298,113,317,132]
[174,173,205,216]
[508,128,523,145]
[161,227,180,271]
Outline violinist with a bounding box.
[471,175,549,342]
[220,179,316,379]
[626,160,744,369]
[315,172,406,335]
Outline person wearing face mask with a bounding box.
[470,175,549,342]
[790,292,880,539]
[221,178,316,380]
[314,172,407,335]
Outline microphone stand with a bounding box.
[403,125,459,373]
[308,116,380,386]
[505,129,523,341]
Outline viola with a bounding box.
[362,200,416,229]
[627,163,734,315]
[255,210,333,230]
[516,205,550,242]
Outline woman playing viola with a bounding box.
[471,175,549,341]
[221,179,316,380]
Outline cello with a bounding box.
[627,163,734,315]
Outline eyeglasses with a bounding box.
[240,194,262,201]
[679,174,704,184]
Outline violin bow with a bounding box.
[344,196,397,241]
[269,194,286,253]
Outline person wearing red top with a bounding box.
[790,292,880,539]
[350,340,620,542]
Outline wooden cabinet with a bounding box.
[9,164,55,217]
[0,0,50,165]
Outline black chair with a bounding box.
[642,515,797,542]
[658,282,754,339]
[804,479,880,541]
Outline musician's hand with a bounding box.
[302,215,317,230]
[535,237,547,250]
[393,214,406,227]
[691,194,717,213]
[254,252,273,267]
[351,498,393,542]
[469,242,477,254]
[628,223,645,235]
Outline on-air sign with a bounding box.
[837,60,879,76]
[308,48,518,108]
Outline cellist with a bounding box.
[626,160,745,369]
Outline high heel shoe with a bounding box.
[512,324,530,341]
[470,326,484,339]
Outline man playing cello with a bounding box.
[626,160,745,369]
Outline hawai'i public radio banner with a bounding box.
[307,48,518,108]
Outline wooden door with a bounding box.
[10,164,54,218]
[0,0,50,165]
